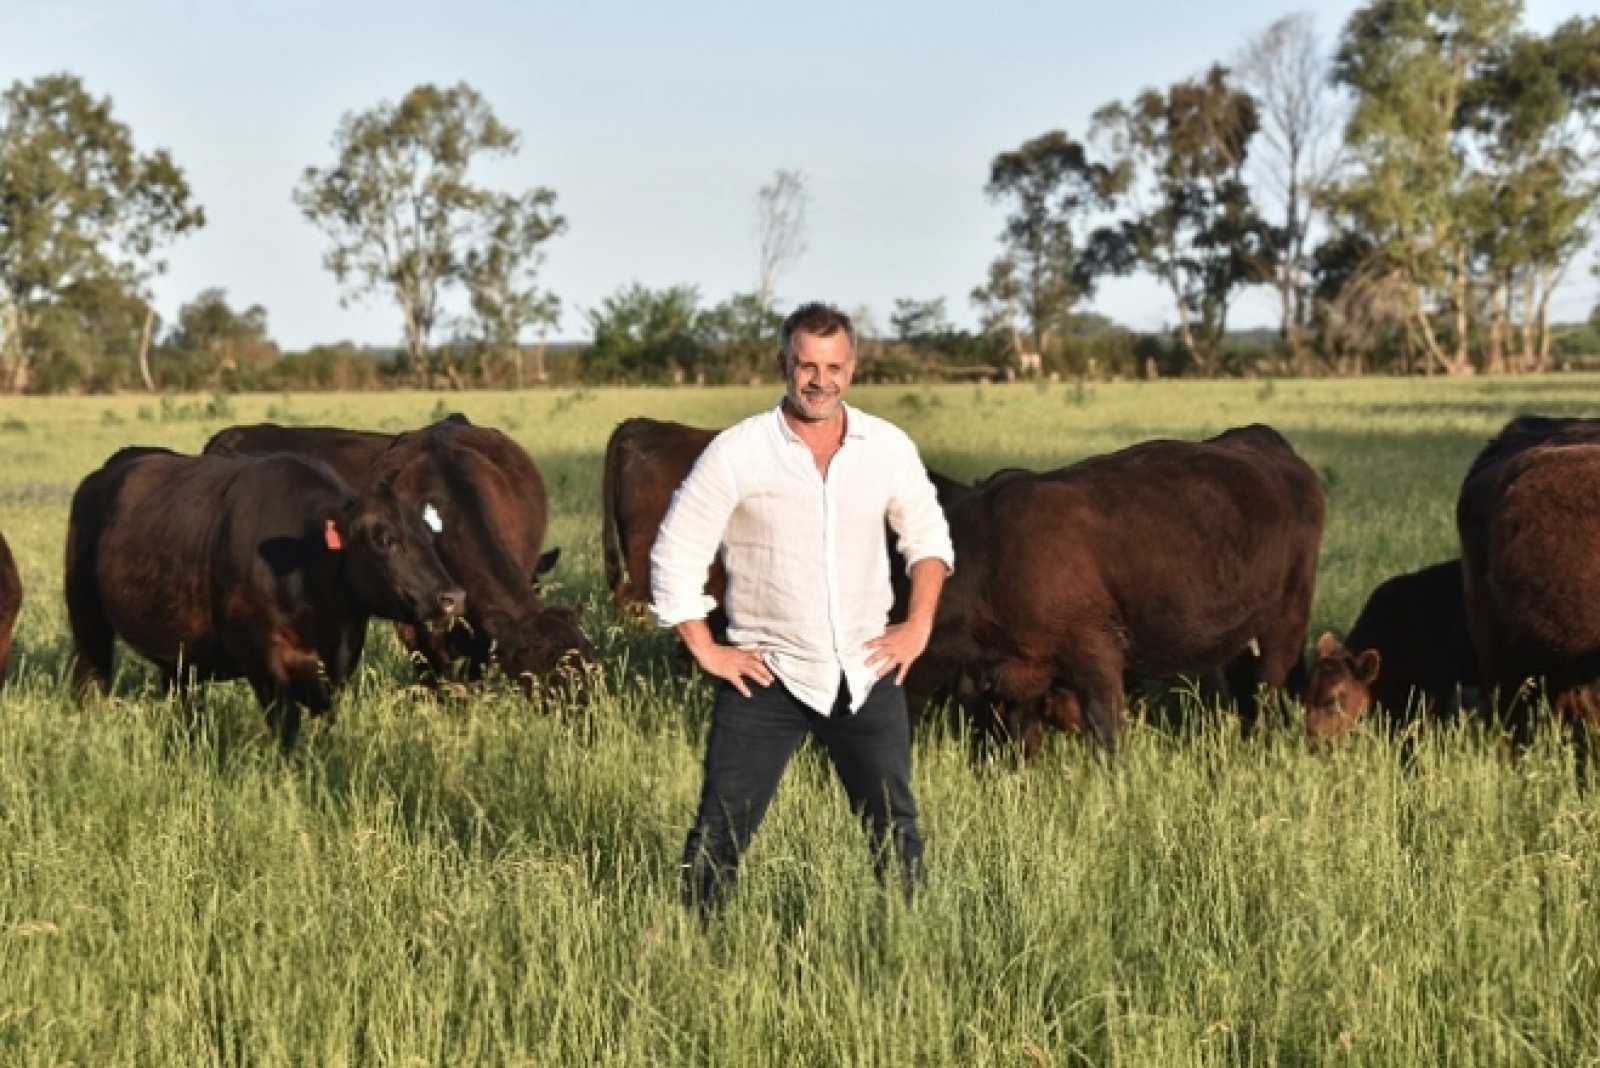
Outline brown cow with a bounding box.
[1304,559,1475,745]
[918,424,1325,759]
[206,416,587,690]
[1458,415,1600,743]
[66,447,464,748]
[0,530,19,681]
[600,418,724,633]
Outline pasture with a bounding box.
[3,378,1600,1065]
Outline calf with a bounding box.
[65,447,464,747]
[1304,559,1475,745]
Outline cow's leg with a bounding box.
[65,563,114,695]
[247,639,327,752]
[248,674,302,753]
[1065,655,1127,758]
[1225,649,1265,734]
[1080,679,1127,757]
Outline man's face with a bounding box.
[781,329,855,423]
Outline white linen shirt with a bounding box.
[650,401,955,715]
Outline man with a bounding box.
[651,302,954,912]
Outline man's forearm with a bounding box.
[675,617,718,658]
[904,557,948,632]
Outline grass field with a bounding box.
[4,378,1600,1065]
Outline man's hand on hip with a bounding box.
[694,643,774,698]
[675,617,773,698]
[864,621,931,685]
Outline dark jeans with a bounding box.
[680,673,924,911]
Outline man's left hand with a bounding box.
[864,621,931,685]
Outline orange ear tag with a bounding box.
[324,519,343,551]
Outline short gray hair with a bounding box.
[778,302,856,366]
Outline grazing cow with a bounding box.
[65,447,464,748]
[207,416,588,689]
[0,530,20,681]
[918,425,1325,758]
[600,418,724,632]
[1457,415,1600,742]
[1304,559,1475,745]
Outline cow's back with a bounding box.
[205,422,393,487]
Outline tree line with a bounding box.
[2,0,1598,393]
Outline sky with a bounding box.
[5,0,1597,350]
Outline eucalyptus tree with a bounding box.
[974,131,1115,362]
[1090,66,1274,375]
[295,83,563,382]
[1235,13,1345,370]
[1460,15,1600,371]
[462,189,566,386]
[753,169,809,314]
[1326,0,1521,375]
[0,73,204,392]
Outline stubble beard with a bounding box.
[788,388,841,423]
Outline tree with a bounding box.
[0,73,204,392]
[1235,13,1345,371]
[1460,16,1600,371]
[294,82,561,382]
[1091,66,1275,375]
[1326,0,1521,375]
[461,189,566,387]
[162,288,279,389]
[890,297,951,347]
[975,131,1114,360]
[753,169,809,312]
[583,283,708,383]
[696,292,781,383]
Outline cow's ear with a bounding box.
[323,517,344,552]
[535,547,561,577]
[1355,649,1381,685]
[1315,631,1343,659]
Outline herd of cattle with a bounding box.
[0,410,1597,759]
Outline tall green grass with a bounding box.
[3,379,1600,1064]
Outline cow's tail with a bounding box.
[0,533,19,683]
[64,476,115,694]
[600,420,631,605]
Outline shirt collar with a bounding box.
[772,399,870,444]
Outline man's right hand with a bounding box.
[676,618,774,697]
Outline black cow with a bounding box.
[207,415,589,690]
[916,425,1325,758]
[65,447,464,747]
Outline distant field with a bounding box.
[3,378,1600,1065]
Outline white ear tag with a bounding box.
[423,504,443,533]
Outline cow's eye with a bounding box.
[376,526,398,551]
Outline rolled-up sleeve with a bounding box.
[886,437,955,575]
[650,435,739,627]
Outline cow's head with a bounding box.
[485,604,595,696]
[328,480,466,627]
[1304,631,1381,746]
